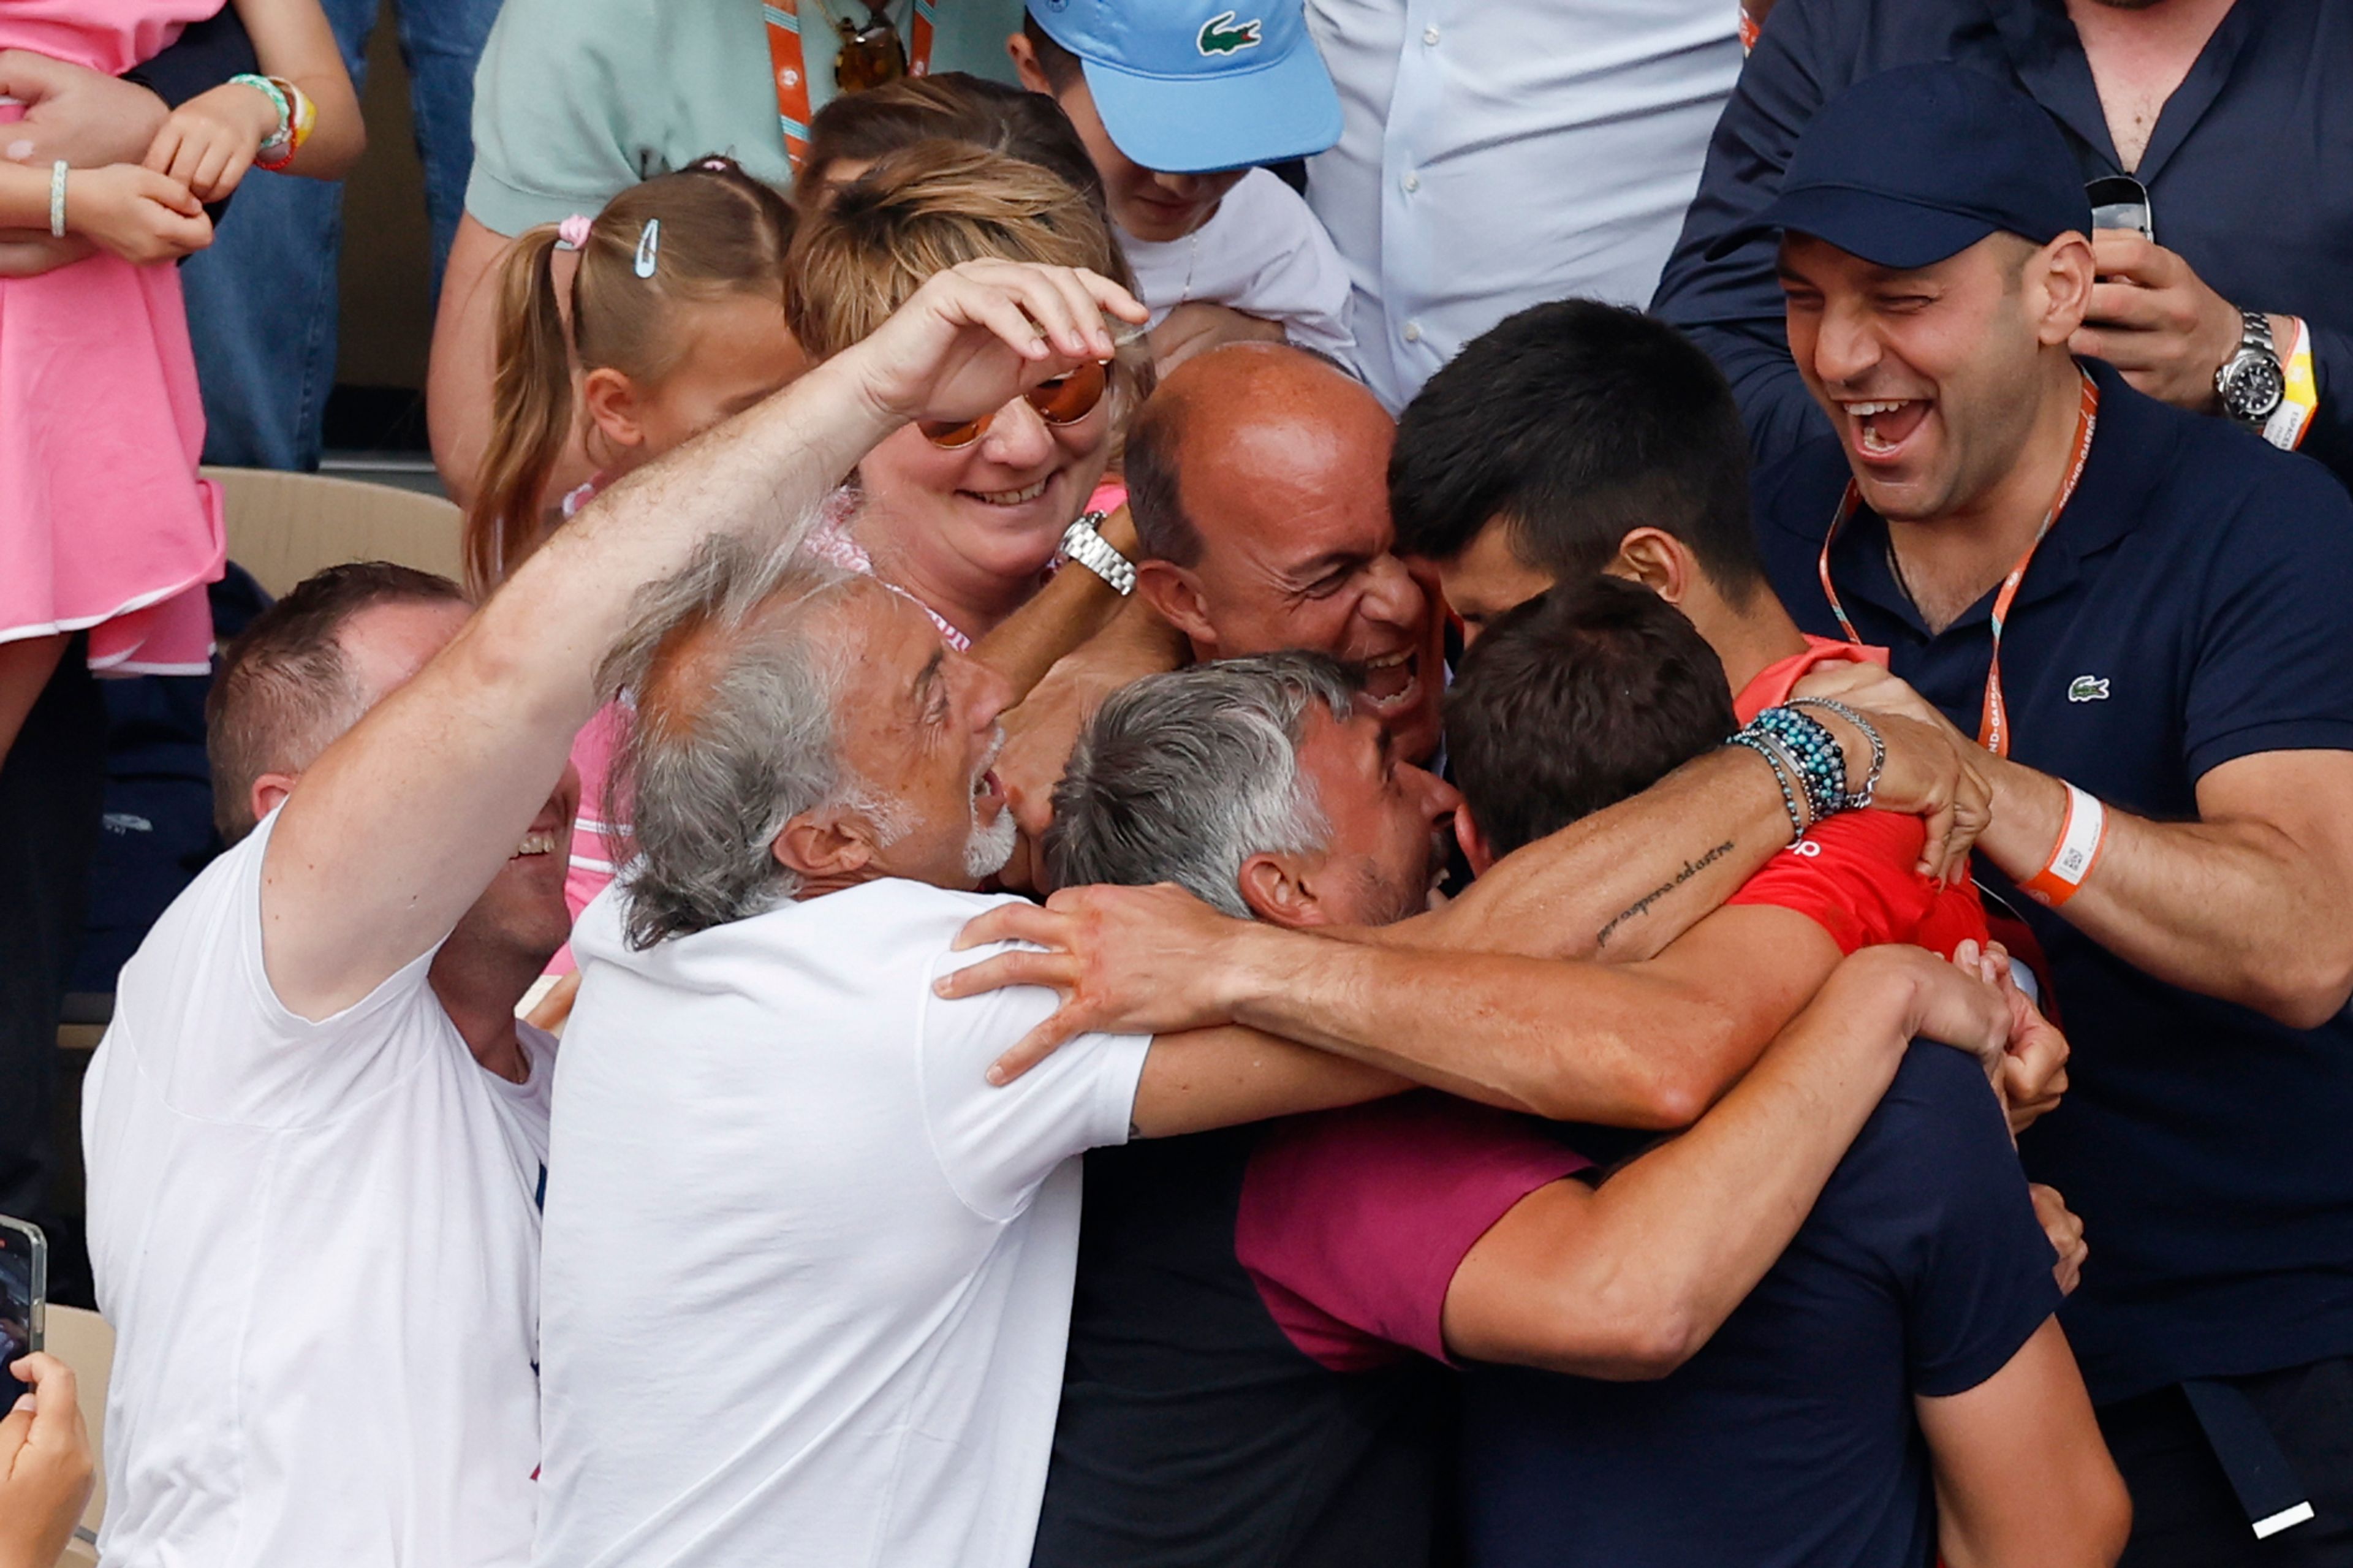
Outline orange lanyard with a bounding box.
[762,1,939,173]
[1816,370,2099,759]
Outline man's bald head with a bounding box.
[1125,344,1446,762]
[1127,344,1394,567]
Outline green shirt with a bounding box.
[465,0,1026,235]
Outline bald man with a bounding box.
[1126,344,1448,762]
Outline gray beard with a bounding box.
[963,803,1018,881]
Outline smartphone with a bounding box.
[0,1214,47,1403]
[2085,175,2153,240]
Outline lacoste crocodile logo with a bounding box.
[2067,675,2110,703]
[1197,10,1263,54]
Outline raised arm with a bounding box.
[1915,1320,2131,1567]
[265,261,1146,1018]
[1443,946,2008,1377]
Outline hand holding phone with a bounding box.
[0,1216,45,1407]
[0,1351,97,1568]
[2085,174,2152,241]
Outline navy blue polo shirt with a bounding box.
[1754,357,2353,1405]
[1651,0,2353,488]
[1461,1043,2059,1568]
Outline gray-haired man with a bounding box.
[1026,653,2120,1568]
[533,547,1412,1568]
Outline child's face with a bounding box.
[1053,77,1247,244]
[596,294,808,464]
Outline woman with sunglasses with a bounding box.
[788,140,1152,650]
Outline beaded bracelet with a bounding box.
[255,77,315,172]
[1728,731,1809,843]
[230,73,293,162]
[1789,696,1884,811]
[1748,705,1847,825]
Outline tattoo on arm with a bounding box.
[1594,840,1736,950]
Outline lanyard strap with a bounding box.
[762,1,939,172]
[1816,369,2099,759]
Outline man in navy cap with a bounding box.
[1748,62,2353,1564]
[1654,0,2353,490]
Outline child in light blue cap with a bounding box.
[1009,0,1354,365]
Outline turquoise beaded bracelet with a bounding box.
[229,73,293,158]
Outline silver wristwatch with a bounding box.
[2214,307,2286,429]
[1059,512,1135,596]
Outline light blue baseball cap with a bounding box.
[1026,0,1343,175]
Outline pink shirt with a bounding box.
[1235,1094,1589,1369]
[548,699,632,975]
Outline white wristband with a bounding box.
[49,161,67,239]
[2023,782,2106,907]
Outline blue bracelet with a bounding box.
[1789,697,1884,811]
[1746,706,1848,826]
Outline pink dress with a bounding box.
[0,0,229,675]
[547,697,631,975]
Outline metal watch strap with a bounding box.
[1059,512,1135,596]
[2215,307,2284,426]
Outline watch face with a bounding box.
[2226,355,2286,421]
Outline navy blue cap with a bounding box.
[1727,63,2091,269]
[1026,0,1341,175]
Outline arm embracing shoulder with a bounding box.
[1129,1026,1407,1140]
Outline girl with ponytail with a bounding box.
[465,156,804,597]
[464,157,803,979]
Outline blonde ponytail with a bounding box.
[465,222,578,599]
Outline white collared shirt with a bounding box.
[1304,0,1743,411]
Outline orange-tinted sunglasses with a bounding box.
[917,358,1110,449]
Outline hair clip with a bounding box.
[694,156,732,172]
[634,218,661,278]
[554,213,593,251]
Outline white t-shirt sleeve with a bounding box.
[105,809,443,1129]
[917,941,1151,1223]
[1211,170,1358,361]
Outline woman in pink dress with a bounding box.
[0,0,358,765]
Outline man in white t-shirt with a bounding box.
[83,562,577,1567]
[1008,0,1354,365]
[534,542,1412,1567]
